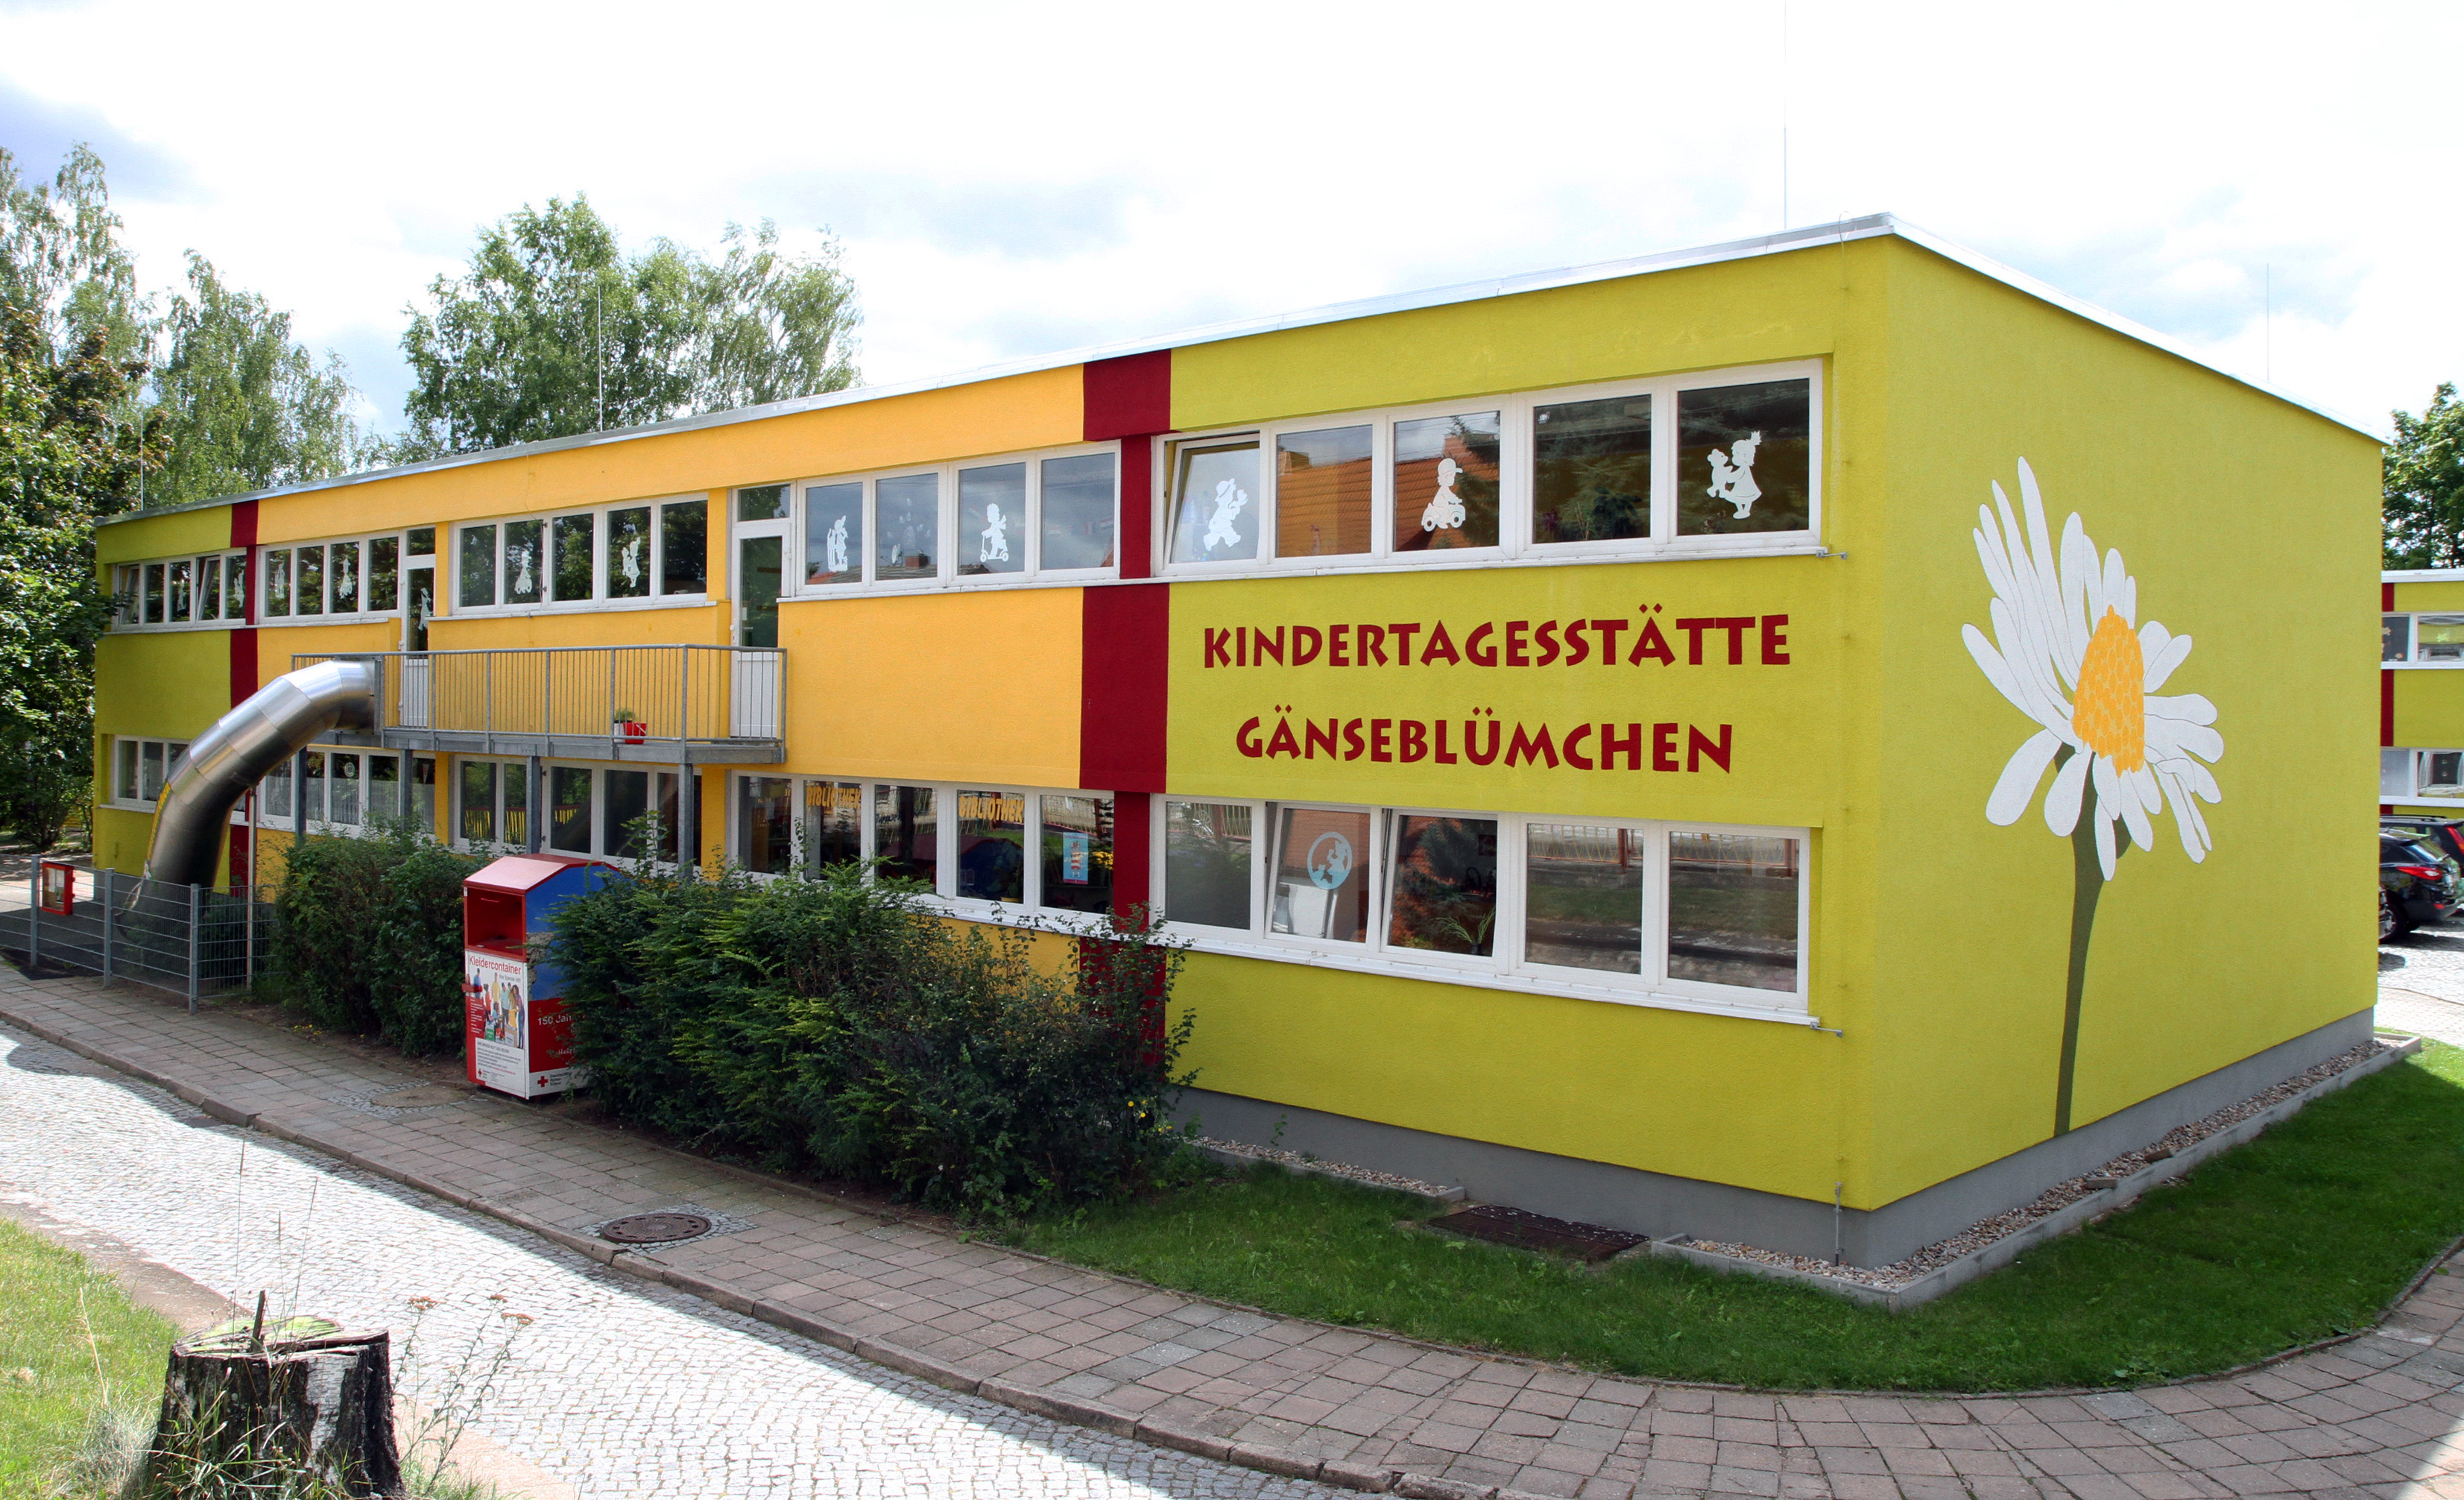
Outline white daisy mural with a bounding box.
[1961,458,2225,1135]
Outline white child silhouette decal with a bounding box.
[1706,430,1764,518]
[824,514,850,575]
[979,502,1011,565]
[1202,477,1250,554]
[1421,456,1468,532]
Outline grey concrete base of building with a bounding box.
[1179,1006,2377,1267]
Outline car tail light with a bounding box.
[2397,864,2445,880]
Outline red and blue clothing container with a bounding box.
[462,854,625,1099]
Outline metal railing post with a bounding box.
[607,649,618,752]
[679,647,691,743]
[186,882,200,1014]
[294,748,309,845]
[100,867,113,986]
[484,652,494,754]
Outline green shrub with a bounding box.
[273,823,483,1055]
[549,863,1193,1217]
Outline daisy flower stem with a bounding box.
[2056,760,2120,1137]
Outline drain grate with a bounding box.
[1430,1204,1646,1263]
[599,1211,714,1245]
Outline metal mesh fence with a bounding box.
[1,868,278,1009]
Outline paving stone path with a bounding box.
[4,968,2464,1499]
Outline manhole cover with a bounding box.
[1430,1204,1647,1263]
[372,1085,466,1109]
[599,1211,712,1244]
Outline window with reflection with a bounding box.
[659,500,707,595]
[300,750,326,822]
[1665,831,1800,992]
[1394,412,1500,552]
[200,557,222,620]
[958,463,1026,576]
[503,520,543,605]
[549,767,593,854]
[1677,379,1810,535]
[876,474,939,580]
[552,514,594,601]
[804,781,862,874]
[460,760,496,844]
[803,482,863,585]
[1169,438,1260,564]
[606,508,651,598]
[370,755,401,825]
[1270,806,1373,942]
[330,541,361,611]
[1534,394,1651,544]
[875,784,937,885]
[957,790,1026,902]
[1040,453,1116,570]
[1387,815,1497,956]
[168,558,192,621]
[502,761,528,847]
[458,525,496,609]
[297,545,325,615]
[605,768,680,862]
[329,754,361,827]
[143,563,165,623]
[1524,824,1643,974]
[740,776,794,875]
[369,537,398,611]
[1275,425,1373,558]
[737,483,789,521]
[265,552,290,616]
[1039,794,1113,913]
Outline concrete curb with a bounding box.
[1640,1035,2425,1311]
[1192,1144,1468,1206]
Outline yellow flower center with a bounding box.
[2071,605,2146,772]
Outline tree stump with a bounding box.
[133,1311,405,1498]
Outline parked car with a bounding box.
[2383,813,2464,869]
[2383,833,2460,936]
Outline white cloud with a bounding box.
[3,0,2457,434]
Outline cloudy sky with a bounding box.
[1,0,2451,439]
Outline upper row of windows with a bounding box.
[109,362,1821,628]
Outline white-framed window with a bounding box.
[452,497,710,614]
[256,749,437,836]
[1154,795,1810,1016]
[731,774,1119,919]
[787,443,1120,596]
[1159,360,1819,577]
[113,552,250,628]
[257,532,408,623]
[2385,613,2464,667]
[441,757,684,861]
[106,737,190,807]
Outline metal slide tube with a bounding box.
[144,658,379,889]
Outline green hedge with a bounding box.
[272,825,482,1055]
[546,864,1192,1218]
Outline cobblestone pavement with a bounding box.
[7,968,2464,1499]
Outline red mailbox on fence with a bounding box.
[462,854,625,1099]
[36,861,75,916]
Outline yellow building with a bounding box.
[91,216,2382,1265]
[2382,569,2464,806]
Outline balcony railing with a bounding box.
[293,646,784,764]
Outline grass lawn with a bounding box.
[1008,1043,2464,1392]
[0,1217,174,1498]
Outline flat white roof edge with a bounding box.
[103,213,2380,528]
[2384,569,2464,584]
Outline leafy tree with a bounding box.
[2386,383,2464,569]
[0,144,147,370]
[0,303,158,848]
[397,195,859,458]
[150,251,377,505]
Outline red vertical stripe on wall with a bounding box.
[2385,582,2397,612]
[1116,435,1153,582]
[1082,579,1169,797]
[230,497,259,550]
[1082,350,1171,441]
[230,628,259,706]
[1111,791,1152,921]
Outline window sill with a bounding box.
[112,620,251,633]
[252,611,401,629]
[1149,537,1831,582]
[441,594,713,621]
[2386,662,2464,670]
